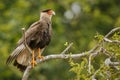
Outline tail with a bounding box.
[6,44,31,72]
[13,60,27,72]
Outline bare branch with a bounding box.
[61,42,73,54]
[90,27,120,54]
[22,42,75,80]
[91,64,105,80]
[110,61,120,66]
[105,58,120,66]
[88,54,92,74]
[104,38,120,44]
[22,45,104,80]
[101,47,112,57]
[22,66,32,80]
[22,52,88,80]
[105,27,120,38]
[21,27,120,80]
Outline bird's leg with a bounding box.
[31,50,37,68]
[38,48,44,59]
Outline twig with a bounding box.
[22,28,32,54]
[110,61,120,66]
[61,42,73,54]
[88,47,103,74]
[105,27,120,38]
[91,64,105,80]
[104,38,120,44]
[88,54,92,74]
[105,58,120,66]
[101,48,112,57]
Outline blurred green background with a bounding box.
[0,0,120,80]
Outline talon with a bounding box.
[38,55,44,59]
[38,48,44,59]
[31,50,37,68]
[31,59,37,68]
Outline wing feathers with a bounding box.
[6,44,25,64]
[17,21,43,46]
[16,49,31,66]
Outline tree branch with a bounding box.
[22,27,120,80]
[104,38,120,44]
[104,27,120,38]
[105,58,120,66]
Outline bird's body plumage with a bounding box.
[6,9,55,71]
[18,20,52,49]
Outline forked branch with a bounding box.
[22,27,120,80]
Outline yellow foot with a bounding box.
[38,48,44,59]
[38,55,44,59]
[31,50,37,68]
[31,59,37,68]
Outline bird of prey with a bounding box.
[6,9,55,72]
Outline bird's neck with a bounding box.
[40,16,51,23]
[40,13,52,23]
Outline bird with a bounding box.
[6,9,55,72]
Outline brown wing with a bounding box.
[18,20,51,49]
[17,21,43,46]
[6,20,47,64]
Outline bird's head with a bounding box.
[40,9,55,20]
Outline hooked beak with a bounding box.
[52,11,56,15]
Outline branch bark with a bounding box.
[22,27,120,80]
